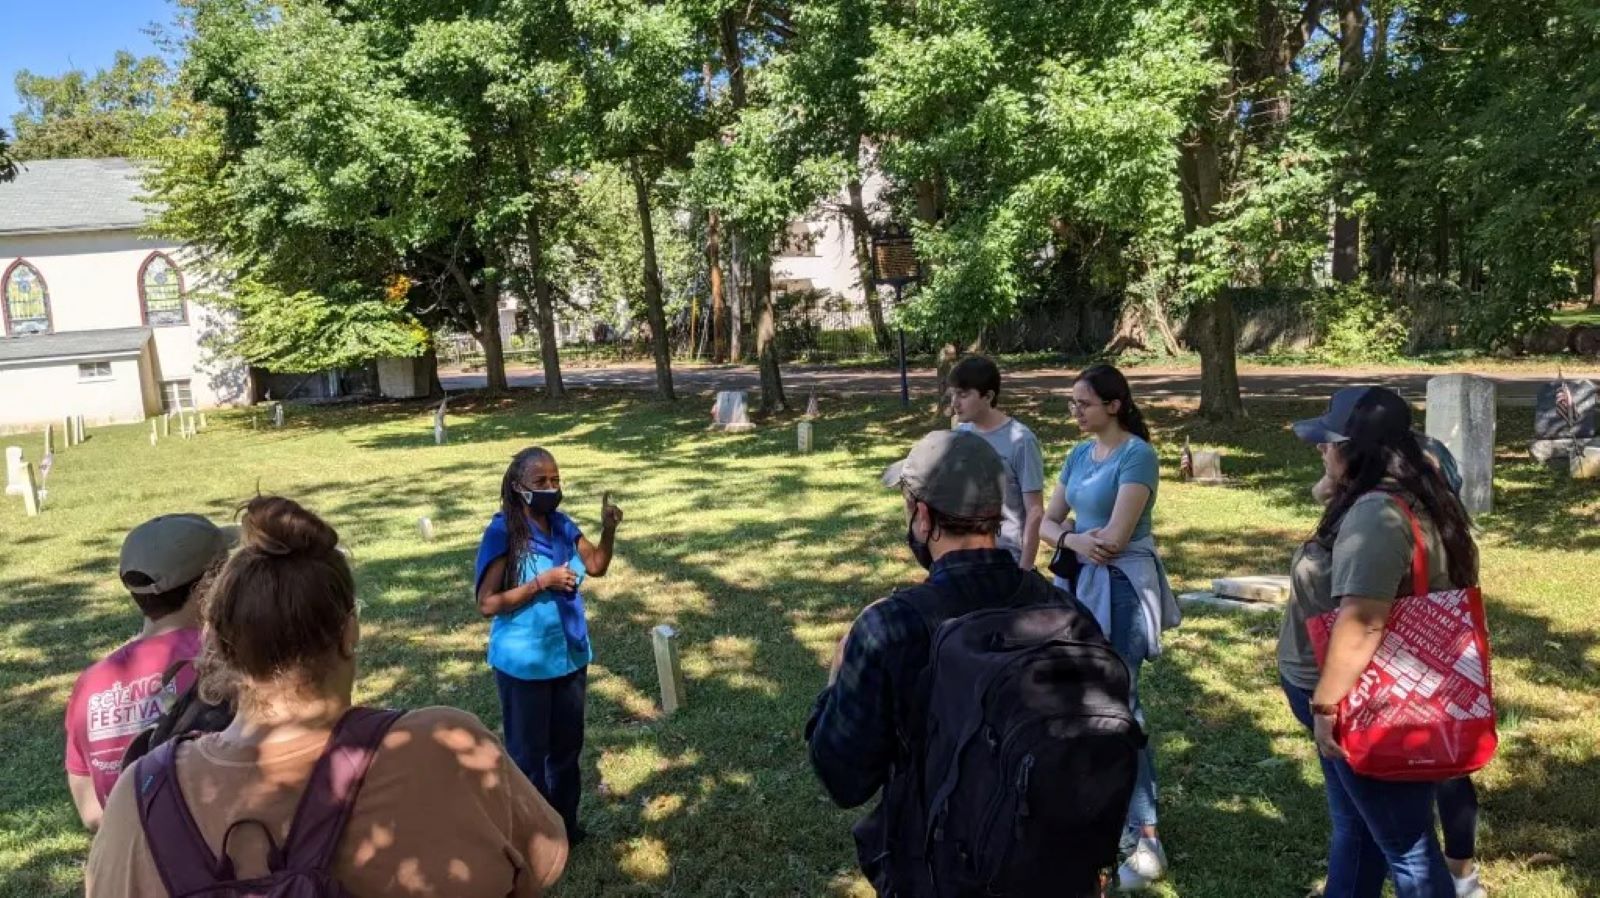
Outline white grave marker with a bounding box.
[710,390,755,432]
[652,624,687,714]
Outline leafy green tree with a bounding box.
[573,0,711,399]
[10,52,173,160]
[0,128,15,181]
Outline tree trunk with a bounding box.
[1435,196,1452,280]
[1178,132,1245,420]
[1190,298,1245,418]
[846,151,891,352]
[1590,219,1600,308]
[753,254,787,412]
[423,343,443,398]
[629,161,676,401]
[524,213,565,399]
[1150,298,1182,356]
[717,11,746,110]
[1367,232,1395,283]
[476,284,509,394]
[708,210,726,361]
[915,178,940,225]
[729,233,744,361]
[1331,0,1365,283]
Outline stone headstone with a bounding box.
[4,447,26,496]
[63,415,74,447]
[1212,575,1290,604]
[797,421,814,453]
[199,412,208,430]
[74,415,85,444]
[1571,446,1600,480]
[1181,439,1225,484]
[19,462,39,517]
[1426,374,1495,516]
[652,624,687,714]
[433,396,449,446]
[162,414,171,437]
[273,403,285,428]
[1178,591,1281,615]
[710,390,755,432]
[150,421,158,446]
[418,517,435,541]
[1534,378,1597,441]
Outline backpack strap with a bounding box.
[280,707,406,873]
[135,736,229,897]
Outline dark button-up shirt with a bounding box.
[805,548,1029,809]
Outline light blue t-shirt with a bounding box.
[1059,437,1160,541]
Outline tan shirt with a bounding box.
[86,706,567,897]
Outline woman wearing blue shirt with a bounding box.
[1040,364,1179,892]
[475,447,622,844]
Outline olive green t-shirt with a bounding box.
[1278,491,1454,690]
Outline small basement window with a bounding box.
[161,379,193,412]
[78,361,113,381]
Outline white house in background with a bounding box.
[0,158,249,432]
[768,173,888,330]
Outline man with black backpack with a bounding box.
[806,430,1145,898]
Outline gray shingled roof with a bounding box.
[0,158,152,235]
[0,327,151,364]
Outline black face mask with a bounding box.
[520,488,563,515]
[906,519,934,570]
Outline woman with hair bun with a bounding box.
[88,496,568,897]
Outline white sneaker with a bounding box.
[1454,869,1487,898]
[1116,837,1167,891]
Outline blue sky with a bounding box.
[0,0,176,127]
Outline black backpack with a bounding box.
[888,574,1144,898]
[121,659,235,769]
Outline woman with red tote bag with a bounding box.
[1276,387,1486,898]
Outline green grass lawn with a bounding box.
[1,390,1596,897]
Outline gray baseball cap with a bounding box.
[881,430,1006,520]
[119,514,235,595]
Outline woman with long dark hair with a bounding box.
[1279,387,1480,898]
[1040,364,1180,891]
[475,447,623,844]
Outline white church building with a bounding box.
[0,158,248,433]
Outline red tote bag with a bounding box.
[1307,495,1498,781]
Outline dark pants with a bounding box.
[497,666,588,833]
[1281,676,1454,898]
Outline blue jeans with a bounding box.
[1281,677,1454,898]
[1108,569,1158,842]
[497,665,588,833]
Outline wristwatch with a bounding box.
[1311,702,1341,717]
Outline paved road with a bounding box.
[443,361,1594,405]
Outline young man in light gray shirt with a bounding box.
[949,355,1046,569]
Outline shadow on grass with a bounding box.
[0,392,1594,897]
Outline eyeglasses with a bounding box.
[1065,398,1105,414]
